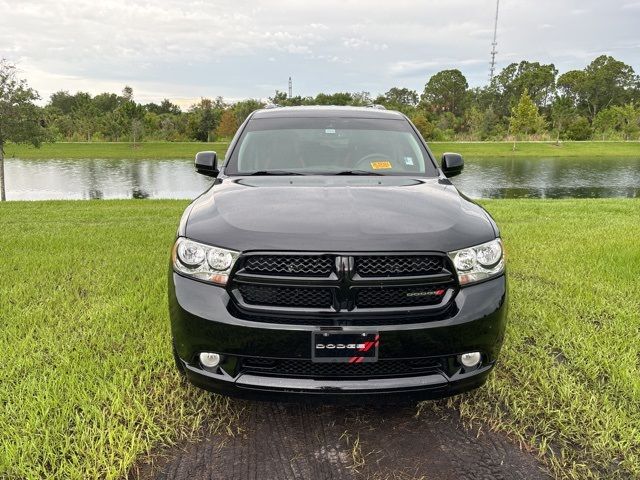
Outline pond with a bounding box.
[3,156,640,200]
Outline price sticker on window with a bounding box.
[370,161,392,170]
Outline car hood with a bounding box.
[184,176,496,253]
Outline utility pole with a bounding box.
[489,0,500,81]
[288,77,292,98]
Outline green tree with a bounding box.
[145,99,181,115]
[465,106,484,140]
[188,98,224,142]
[550,96,576,142]
[0,60,47,201]
[142,112,160,140]
[269,90,289,105]
[216,109,239,139]
[71,93,98,141]
[410,114,435,140]
[43,104,74,140]
[159,116,177,141]
[268,90,310,106]
[490,61,557,114]
[611,103,640,140]
[131,118,144,146]
[121,85,134,102]
[422,69,468,116]
[374,87,418,114]
[565,116,591,140]
[49,90,77,115]
[103,110,128,141]
[592,107,619,140]
[314,92,353,106]
[350,91,372,106]
[233,99,265,125]
[92,92,119,114]
[557,55,639,119]
[508,89,546,149]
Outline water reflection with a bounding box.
[451,156,640,199]
[3,156,640,200]
[4,158,214,200]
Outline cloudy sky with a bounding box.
[1,0,639,108]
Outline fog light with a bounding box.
[460,351,481,368]
[199,352,221,368]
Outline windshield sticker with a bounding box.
[371,161,392,170]
[404,156,414,166]
[325,128,336,134]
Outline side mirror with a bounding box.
[195,151,219,177]
[441,153,464,177]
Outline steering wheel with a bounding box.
[354,153,391,170]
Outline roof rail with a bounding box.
[263,103,282,109]
[365,104,387,110]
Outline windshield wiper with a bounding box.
[333,170,384,176]
[246,170,305,176]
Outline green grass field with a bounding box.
[1,200,638,478]
[4,140,640,160]
[3,142,229,160]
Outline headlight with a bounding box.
[448,238,504,285]
[172,237,239,286]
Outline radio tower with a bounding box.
[489,0,500,81]
[288,77,292,98]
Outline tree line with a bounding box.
[9,54,640,145]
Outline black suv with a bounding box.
[169,106,507,402]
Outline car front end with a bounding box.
[168,106,507,403]
[169,239,507,403]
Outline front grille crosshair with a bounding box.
[244,255,333,277]
[356,255,443,277]
[237,284,333,309]
[241,357,442,379]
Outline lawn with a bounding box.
[4,140,640,160]
[0,201,241,479]
[0,199,638,478]
[3,141,229,160]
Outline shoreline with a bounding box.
[5,140,640,159]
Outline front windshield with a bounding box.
[224,117,438,176]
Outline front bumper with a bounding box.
[169,273,507,402]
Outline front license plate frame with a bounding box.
[311,331,379,363]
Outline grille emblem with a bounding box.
[406,288,446,297]
[335,255,355,311]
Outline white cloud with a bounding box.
[342,37,388,51]
[0,0,638,103]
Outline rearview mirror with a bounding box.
[195,151,219,177]
[441,153,464,177]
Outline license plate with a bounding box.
[311,331,379,363]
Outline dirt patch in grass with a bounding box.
[131,399,550,480]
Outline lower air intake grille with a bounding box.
[237,284,333,309]
[241,358,442,379]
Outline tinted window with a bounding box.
[225,117,437,176]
